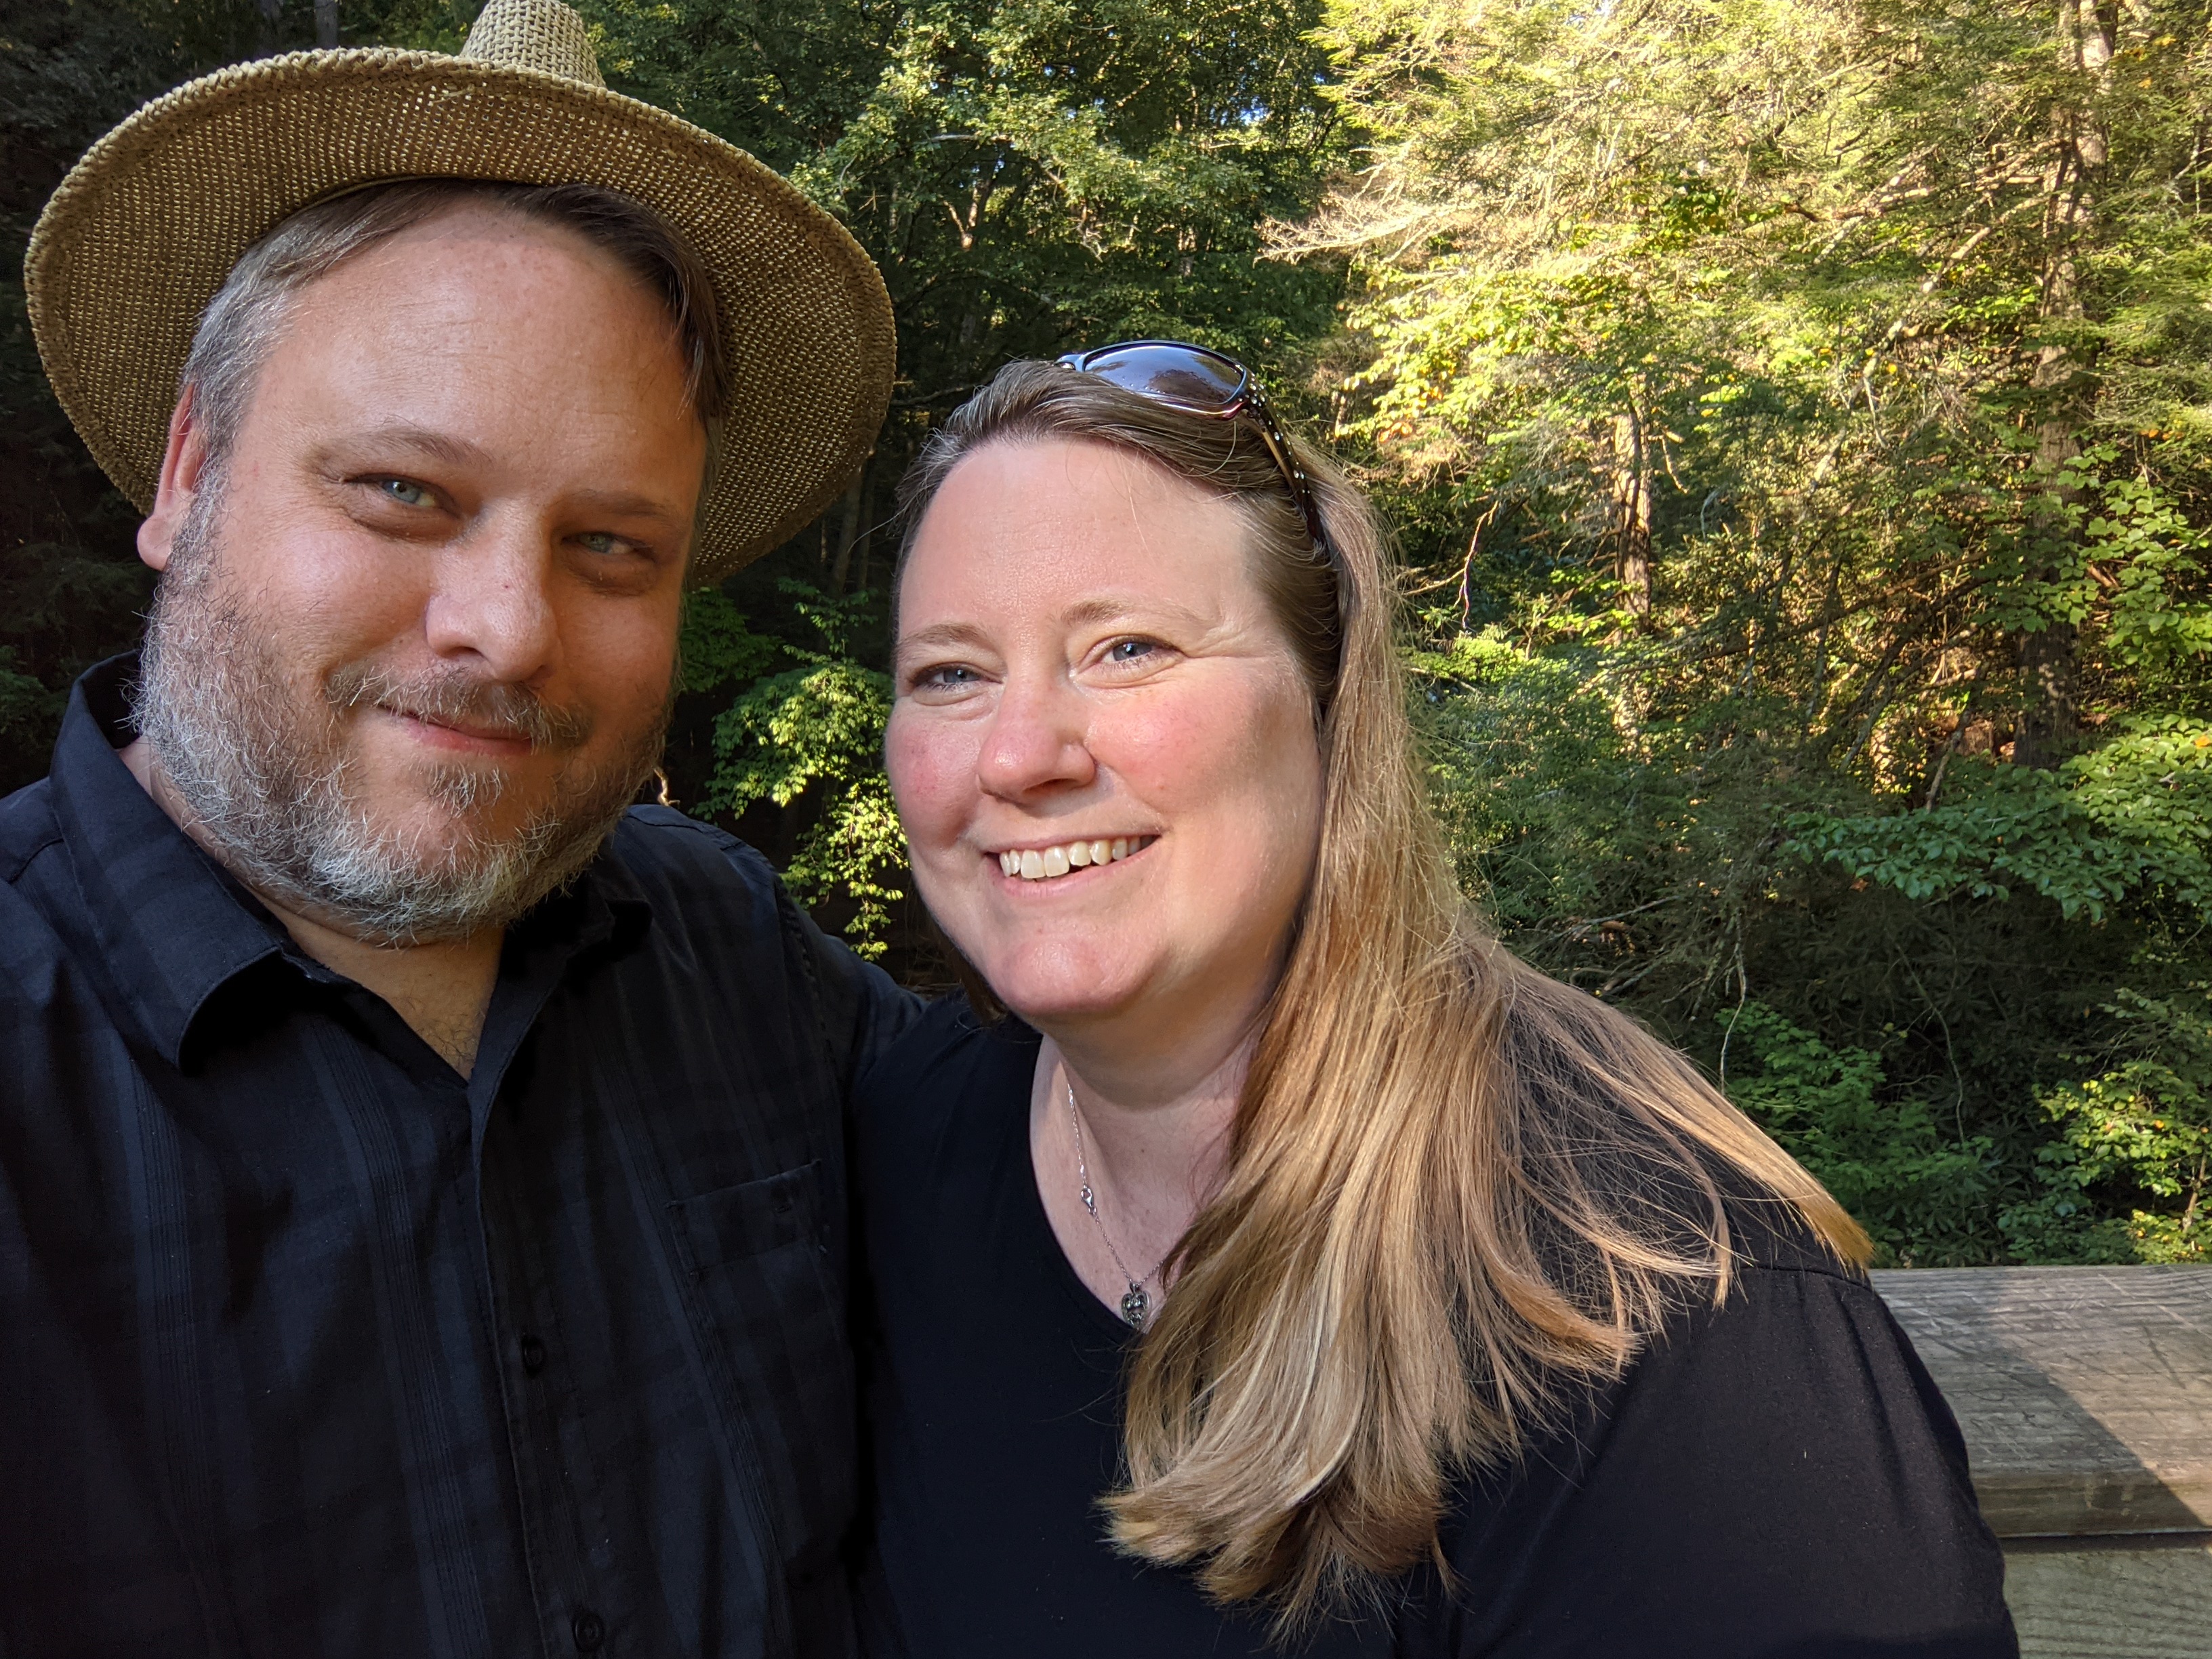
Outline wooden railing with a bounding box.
[1874,1265,2212,1659]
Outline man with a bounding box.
[1,3,912,1654]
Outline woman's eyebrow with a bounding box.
[1059,594,1210,632]
[897,597,1214,657]
[897,621,994,655]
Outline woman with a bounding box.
[854,345,2013,1657]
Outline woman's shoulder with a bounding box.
[1420,1256,2007,1658]
[1422,1168,2004,1654]
[1711,1166,1866,1282]
[1496,1000,1864,1286]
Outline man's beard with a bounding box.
[133,474,669,945]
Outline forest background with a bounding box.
[5,0,2210,1265]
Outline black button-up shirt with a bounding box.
[0,657,918,1659]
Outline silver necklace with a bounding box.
[1065,1075,1171,1330]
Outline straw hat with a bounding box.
[24,0,895,583]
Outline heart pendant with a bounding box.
[1120,1283,1150,1330]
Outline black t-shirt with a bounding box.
[853,997,2016,1658]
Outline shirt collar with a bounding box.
[47,653,655,1069]
[47,655,289,1068]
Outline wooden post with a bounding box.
[1874,1266,2212,1657]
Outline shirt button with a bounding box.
[520,1334,547,1376]
[571,1609,605,1651]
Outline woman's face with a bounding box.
[888,437,1326,1042]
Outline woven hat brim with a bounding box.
[24,49,896,584]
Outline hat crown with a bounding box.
[459,0,606,88]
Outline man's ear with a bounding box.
[138,388,211,575]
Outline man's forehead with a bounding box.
[289,203,649,320]
[260,220,697,416]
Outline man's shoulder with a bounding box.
[855,994,1030,1130]
[603,803,783,911]
[0,776,79,1006]
[0,775,68,952]
[0,773,62,886]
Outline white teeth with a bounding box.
[997,836,1151,882]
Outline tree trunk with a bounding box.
[2013,623,2081,769]
[1610,405,1654,620]
[828,474,865,595]
[2013,0,2112,769]
[315,1,339,48]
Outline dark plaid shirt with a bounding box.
[0,656,918,1659]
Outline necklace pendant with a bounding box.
[1120,1282,1150,1330]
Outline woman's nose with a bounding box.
[977,676,1096,800]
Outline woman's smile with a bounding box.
[990,834,1158,883]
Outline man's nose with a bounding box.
[977,672,1097,800]
[422,512,560,682]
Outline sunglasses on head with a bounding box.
[1055,340,1331,557]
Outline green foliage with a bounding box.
[688,585,904,956]
[1309,0,2212,1260]
[1789,718,2212,920]
[2002,985,2212,1263]
[567,0,1346,419]
[0,647,58,759]
[1720,1004,2001,1266]
[0,0,215,787]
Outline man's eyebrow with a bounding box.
[323,430,689,525]
[565,487,691,526]
[335,425,495,470]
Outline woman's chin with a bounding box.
[970,948,1156,1031]
[991,981,1141,1031]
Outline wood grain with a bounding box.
[1872,1266,2212,1538]
[2003,1536,2212,1659]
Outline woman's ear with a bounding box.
[137,386,210,575]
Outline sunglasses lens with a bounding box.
[1061,339,1333,560]
[1075,343,1246,413]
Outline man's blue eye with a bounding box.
[1110,640,1154,661]
[378,478,434,508]
[579,532,619,556]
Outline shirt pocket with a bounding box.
[671,1162,825,1268]
[666,1161,855,1576]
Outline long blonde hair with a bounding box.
[895,360,1870,1630]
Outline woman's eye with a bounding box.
[375,478,436,509]
[1106,638,1159,664]
[917,663,979,691]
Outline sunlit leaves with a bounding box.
[704,583,906,958]
[1308,0,2212,1261]
[1788,717,2212,920]
[2002,986,2212,1263]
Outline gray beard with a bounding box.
[133,474,668,945]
